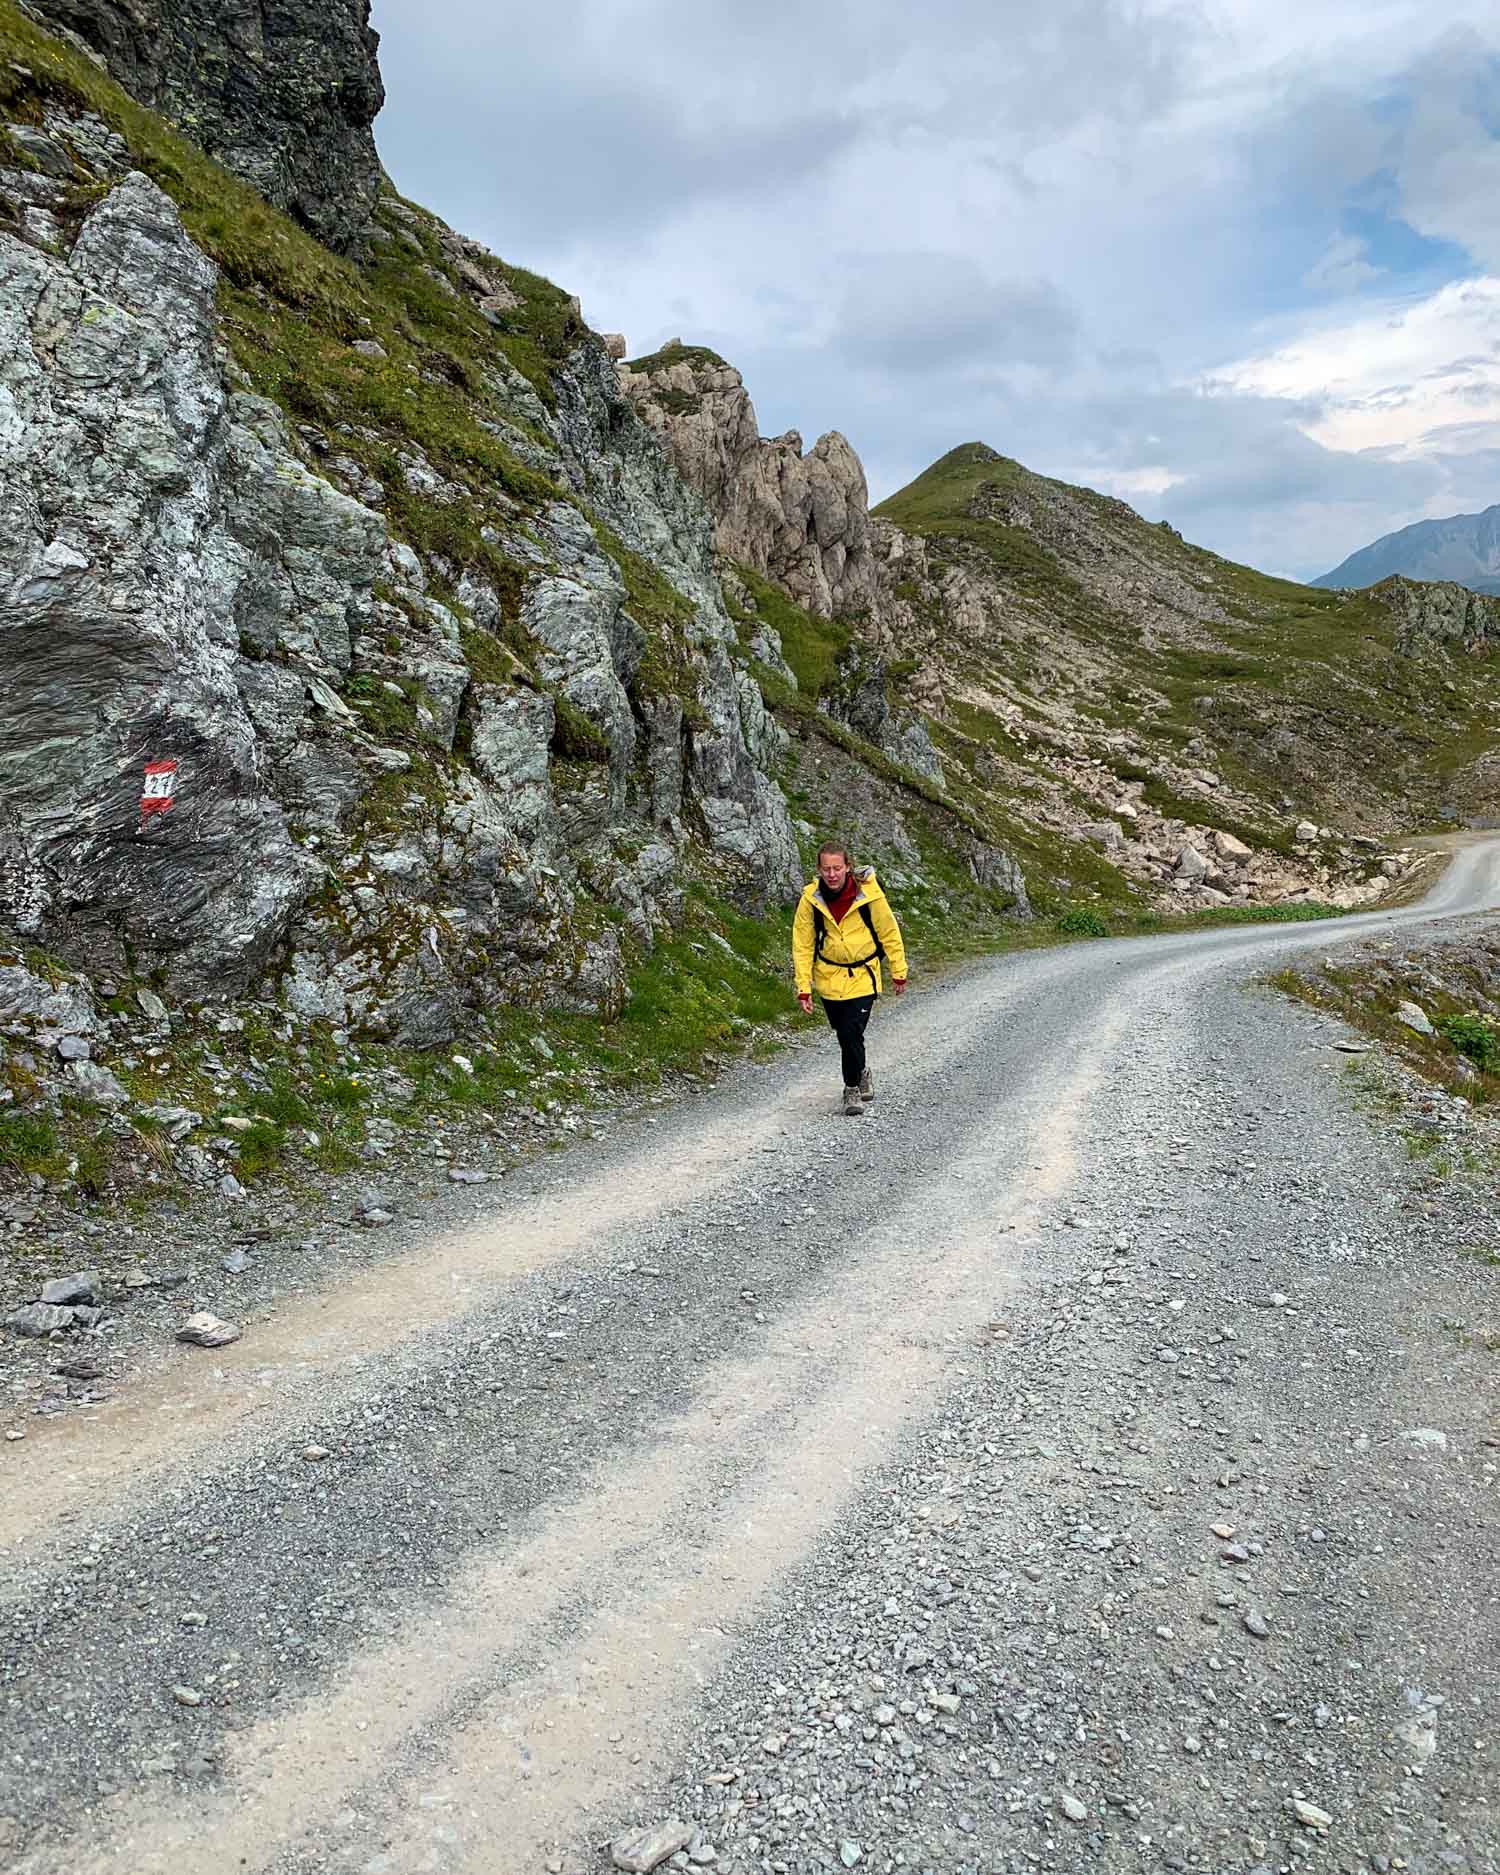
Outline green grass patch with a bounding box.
[622,340,731,375]
[0,1110,60,1172]
[726,563,853,699]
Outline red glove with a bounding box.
[892,978,908,996]
[797,992,813,1014]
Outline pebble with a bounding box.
[1058,1790,1089,1821]
[1243,1610,1271,1638]
[447,1168,487,1184]
[221,1248,249,1275]
[172,1687,202,1708]
[302,1444,331,1462]
[1288,1797,1333,1830]
[839,1843,862,1869]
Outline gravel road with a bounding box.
[3,843,1499,1875]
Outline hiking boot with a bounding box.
[842,1085,865,1116]
[859,1067,874,1103]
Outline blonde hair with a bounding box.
[817,841,853,867]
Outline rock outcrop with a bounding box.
[1368,576,1500,655]
[26,0,384,250]
[619,344,882,620]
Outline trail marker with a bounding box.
[140,758,178,817]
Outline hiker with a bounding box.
[792,842,908,1116]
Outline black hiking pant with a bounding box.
[822,992,875,1086]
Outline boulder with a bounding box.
[40,1272,99,1306]
[1175,845,1209,882]
[1213,829,1253,864]
[968,842,1032,918]
[65,1061,130,1106]
[7,1303,78,1336]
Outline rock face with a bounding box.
[619,347,949,787]
[1368,576,1500,654]
[27,0,384,250]
[0,171,380,989]
[619,345,881,620]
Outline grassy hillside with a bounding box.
[876,445,1500,835]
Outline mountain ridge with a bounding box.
[1314,501,1500,596]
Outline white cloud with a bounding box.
[1218,276,1500,455]
[369,0,1500,579]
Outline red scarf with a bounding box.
[822,873,860,923]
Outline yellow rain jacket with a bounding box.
[792,866,908,1002]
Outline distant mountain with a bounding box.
[1314,504,1500,595]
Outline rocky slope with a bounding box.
[1315,499,1500,597]
[0,14,808,1034]
[623,347,1500,913]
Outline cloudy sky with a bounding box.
[369,0,1500,582]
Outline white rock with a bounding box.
[1394,1000,1435,1037]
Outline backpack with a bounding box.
[810,897,886,992]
